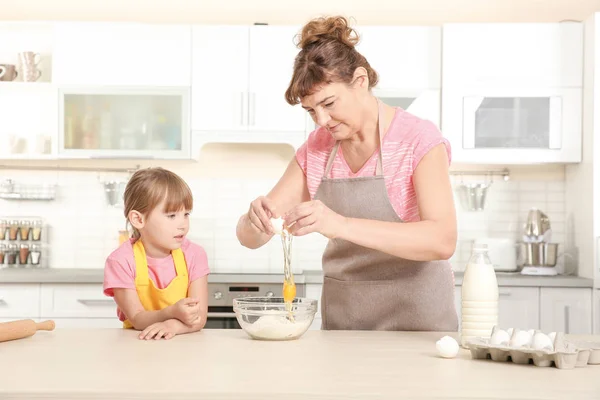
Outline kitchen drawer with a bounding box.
[0,284,41,318]
[306,284,322,318]
[498,287,540,330]
[52,318,123,329]
[40,283,117,318]
[309,317,322,331]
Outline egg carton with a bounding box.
[466,327,600,369]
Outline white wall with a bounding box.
[1,0,599,25]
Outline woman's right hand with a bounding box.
[247,196,277,235]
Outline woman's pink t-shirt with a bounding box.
[103,238,210,322]
[296,108,451,222]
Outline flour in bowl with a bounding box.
[243,314,312,340]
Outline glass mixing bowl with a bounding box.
[233,297,318,341]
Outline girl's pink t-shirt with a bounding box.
[296,108,451,222]
[103,238,210,322]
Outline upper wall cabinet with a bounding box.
[442,22,583,164]
[52,22,191,87]
[356,26,441,127]
[191,25,307,149]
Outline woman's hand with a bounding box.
[247,196,278,235]
[138,319,179,340]
[284,200,347,239]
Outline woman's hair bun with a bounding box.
[297,16,359,50]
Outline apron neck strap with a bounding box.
[133,240,187,287]
[324,98,385,178]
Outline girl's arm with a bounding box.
[113,289,200,330]
[170,276,209,334]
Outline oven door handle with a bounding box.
[207,312,237,318]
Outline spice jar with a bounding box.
[0,243,6,265]
[8,220,19,241]
[19,244,29,266]
[31,219,43,241]
[6,244,17,265]
[29,244,41,266]
[0,220,7,240]
[19,220,31,241]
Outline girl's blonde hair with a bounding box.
[123,167,193,239]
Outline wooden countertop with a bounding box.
[0,329,598,400]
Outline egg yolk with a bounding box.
[283,281,296,303]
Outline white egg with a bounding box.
[531,332,554,351]
[548,331,557,344]
[509,330,532,348]
[490,329,510,346]
[506,327,514,337]
[436,335,459,359]
[527,329,535,337]
[270,217,285,234]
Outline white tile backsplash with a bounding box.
[1,169,566,274]
[450,178,566,271]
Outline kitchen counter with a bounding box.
[0,268,595,288]
[0,329,598,400]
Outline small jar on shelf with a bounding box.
[29,244,42,266]
[19,220,31,241]
[5,244,18,266]
[0,219,7,240]
[8,220,19,241]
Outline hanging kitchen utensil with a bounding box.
[455,173,492,211]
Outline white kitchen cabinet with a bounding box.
[498,287,540,330]
[40,283,117,318]
[442,22,583,164]
[309,317,322,331]
[0,84,58,159]
[454,286,462,328]
[53,22,191,86]
[594,289,600,334]
[442,23,582,89]
[191,25,306,149]
[0,284,41,318]
[540,288,593,334]
[356,26,441,127]
[191,26,249,132]
[57,86,191,159]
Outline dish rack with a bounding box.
[466,326,600,369]
[0,179,56,201]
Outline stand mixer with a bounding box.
[518,208,559,276]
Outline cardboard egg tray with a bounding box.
[466,327,600,369]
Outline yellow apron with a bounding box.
[123,240,189,329]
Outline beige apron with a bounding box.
[314,100,458,331]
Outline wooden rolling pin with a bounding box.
[0,319,55,343]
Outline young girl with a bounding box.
[103,167,209,340]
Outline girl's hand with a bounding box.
[247,196,278,235]
[284,200,347,239]
[171,297,201,326]
[139,320,179,340]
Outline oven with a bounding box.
[205,282,305,329]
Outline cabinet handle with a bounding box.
[499,289,512,296]
[564,305,571,334]
[77,299,114,306]
[249,92,256,126]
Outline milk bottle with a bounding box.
[460,243,499,347]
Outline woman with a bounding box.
[236,16,458,331]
